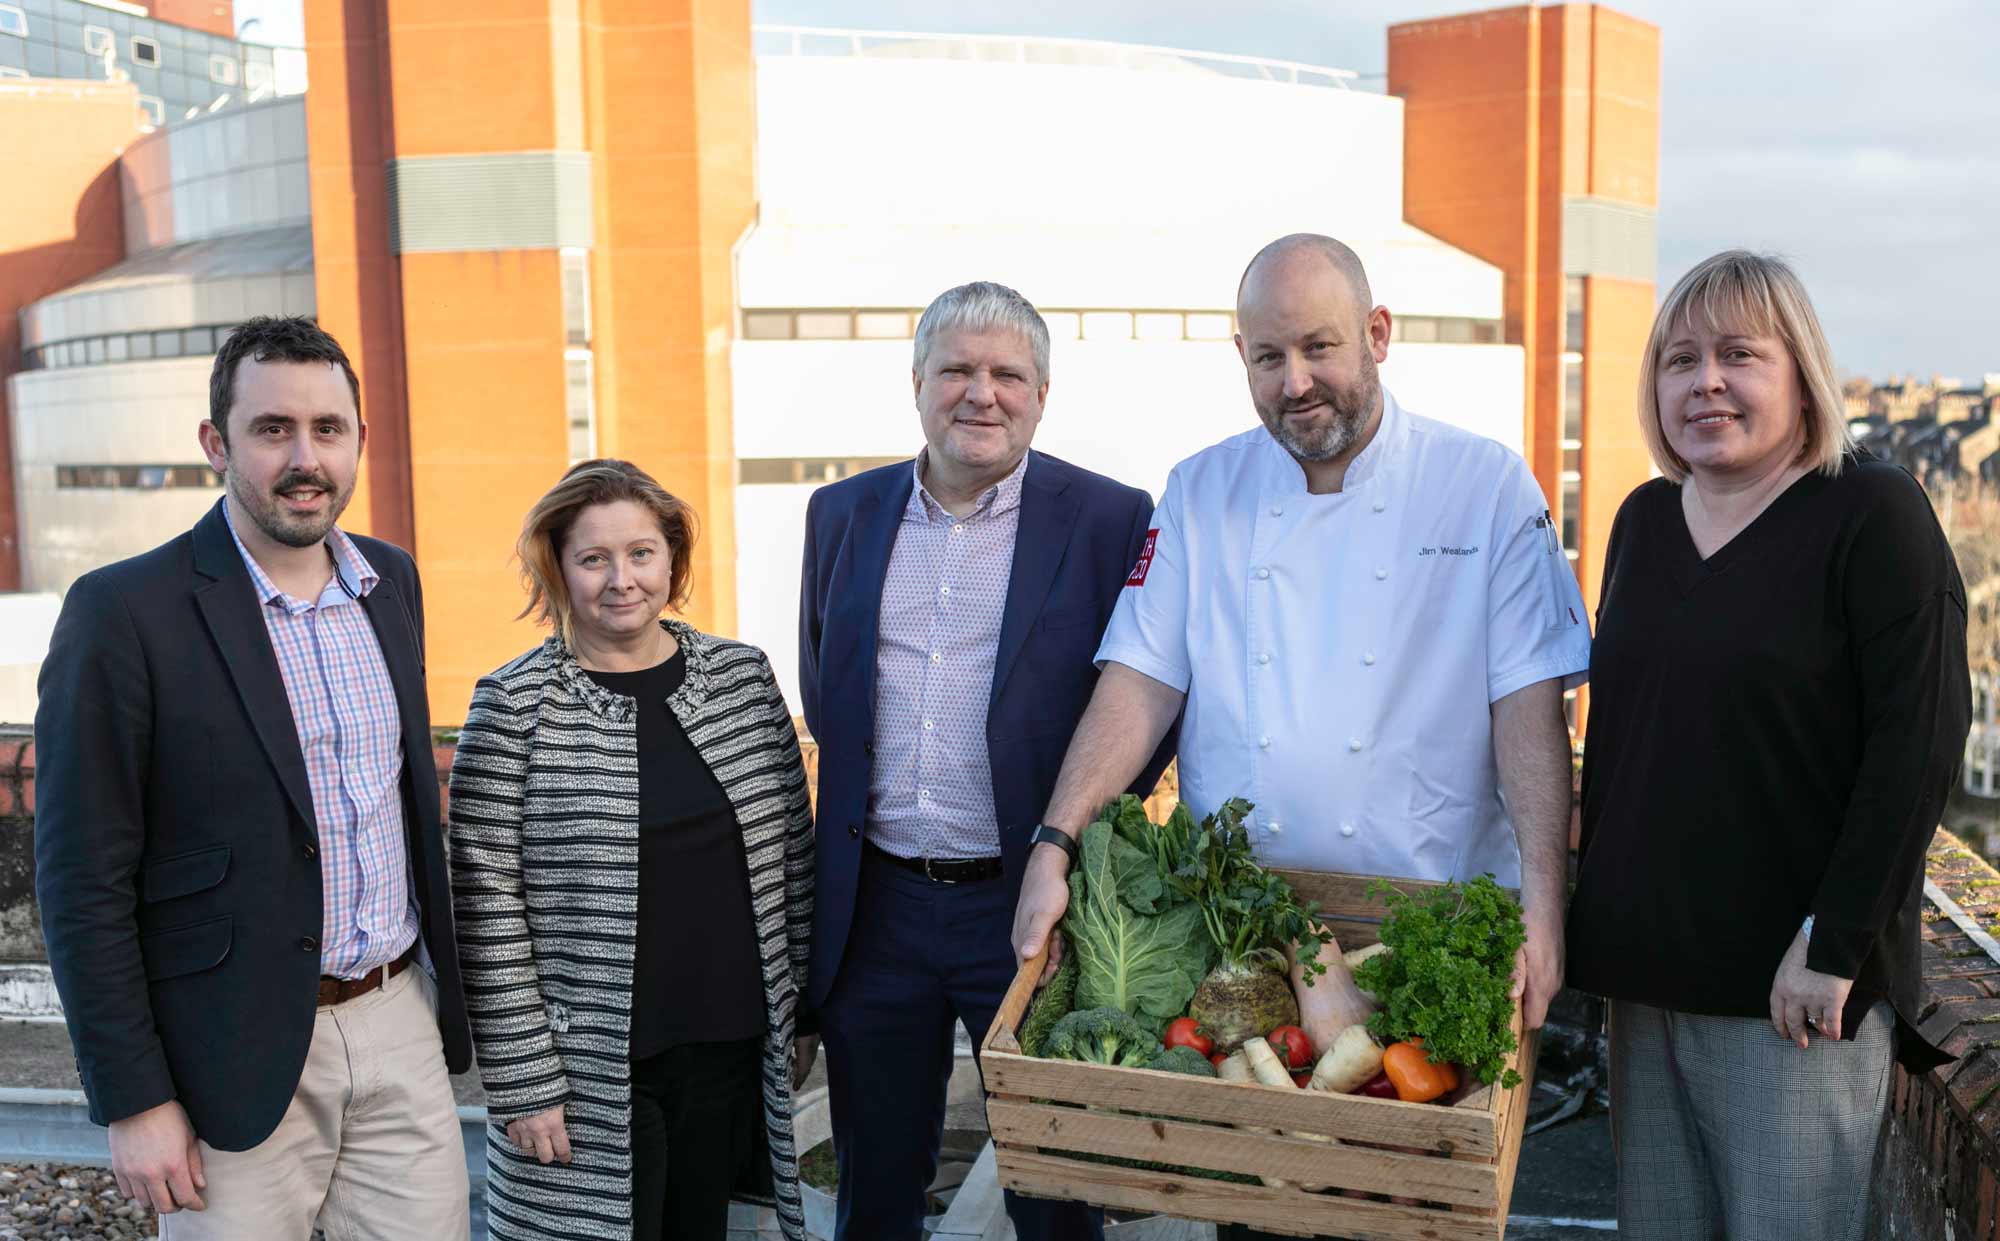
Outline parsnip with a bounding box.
[1245,1036,1339,1191]
[1308,1025,1384,1095]
[1218,1045,1293,1189]
[1342,943,1391,970]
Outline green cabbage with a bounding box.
[1063,821,1213,1032]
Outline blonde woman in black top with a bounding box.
[1567,251,1969,1241]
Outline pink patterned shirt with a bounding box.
[867,452,1028,860]
[225,508,418,979]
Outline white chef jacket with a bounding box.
[1096,388,1590,885]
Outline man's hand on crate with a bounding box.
[1013,845,1072,984]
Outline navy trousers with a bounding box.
[820,848,1104,1241]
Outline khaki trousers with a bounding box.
[162,963,470,1241]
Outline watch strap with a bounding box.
[1028,824,1080,865]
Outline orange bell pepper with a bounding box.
[1381,1040,1459,1103]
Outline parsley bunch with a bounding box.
[1353,875,1526,1088]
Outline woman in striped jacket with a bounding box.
[448,459,815,1241]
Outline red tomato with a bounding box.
[1291,1070,1313,1088]
[1164,1017,1215,1058]
[1267,1025,1314,1071]
[1357,1072,1399,1100]
[1209,1051,1229,1068]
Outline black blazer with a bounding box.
[33,500,472,1151]
[798,450,1176,1014]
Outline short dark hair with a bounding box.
[208,316,361,444]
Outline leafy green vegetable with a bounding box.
[1144,1045,1219,1077]
[1019,952,1078,1058]
[1064,822,1213,1029]
[1045,1007,1164,1068]
[1354,875,1527,1088]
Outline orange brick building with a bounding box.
[1390,4,1661,616]
[302,2,755,716]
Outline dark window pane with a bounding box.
[1563,446,1580,473]
[85,336,104,364]
[1563,359,1584,442]
[1560,478,1581,551]
[184,327,213,353]
[128,332,153,359]
[154,330,181,357]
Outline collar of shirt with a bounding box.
[1264,386,1413,494]
[223,503,380,613]
[907,448,1030,525]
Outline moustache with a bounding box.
[273,471,333,494]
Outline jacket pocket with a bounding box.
[139,915,233,981]
[141,845,231,903]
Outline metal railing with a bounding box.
[752,24,1357,90]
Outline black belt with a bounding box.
[865,841,1003,884]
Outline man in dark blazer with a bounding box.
[34,317,473,1238]
[799,282,1172,1241]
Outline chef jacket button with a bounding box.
[1374,567,1389,581]
[1348,738,1363,752]
[1259,735,1271,749]
[1340,822,1356,838]
[1257,652,1271,666]
[1372,500,1386,513]
[1256,567,1270,581]
[1267,821,1283,835]
[1363,652,1376,666]
[1271,504,1284,517]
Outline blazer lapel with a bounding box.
[190,503,316,834]
[845,466,913,730]
[357,576,431,808]
[991,454,1079,710]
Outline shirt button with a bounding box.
[1255,567,1270,581]
[848,824,861,839]
[1270,504,1284,517]
[951,525,963,535]
[1340,823,1356,838]
[1372,500,1386,513]
[1363,652,1376,666]
[923,719,934,731]
[930,652,941,663]
[1348,738,1363,752]
[1259,735,1271,749]
[940,585,951,596]
[1256,652,1271,666]
[299,936,317,952]
[1374,567,1388,581]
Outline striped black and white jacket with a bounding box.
[448,619,814,1241]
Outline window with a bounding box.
[207,53,236,84]
[0,6,26,38]
[565,351,595,463]
[85,337,105,364]
[1562,357,1584,444]
[1565,276,1585,354]
[1081,312,1132,341]
[559,249,590,347]
[153,330,182,358]
[1041,312,1081,341]
[1560,476,1581,554]
[742,311,792,340]
[0,66,25,80]
[243,59,269,94]
[137,93,162,126]
[57,464,221,490]
[128,332,153,360]
[82,24,111,55]
[183,327,214,353]
[1400,316,1439,343]
[739,457,907,485]
[854,311,909,339]
[105,334,127,362]
[795,311,852,340]
[1134,313,1182,341]
[1185,312,1233,340]
[129,35,157,66]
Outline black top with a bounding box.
[1567,459,1969,1070]
[584,648,767,1059]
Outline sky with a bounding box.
[235,0,1999,384]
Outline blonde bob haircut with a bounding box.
[1638,249,1854,483]
[516,458,698,649]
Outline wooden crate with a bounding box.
[979,870,1539,1241]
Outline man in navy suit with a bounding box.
[799,282,1171,1241]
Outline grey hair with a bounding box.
[1237,234,1374,315]
[913,281,1051,384]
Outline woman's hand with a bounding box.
[1768,929,1854,1049]
[793,1035,820,1090]
[506,1103,573,1165]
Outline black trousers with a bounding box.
[629,1036,766,1241]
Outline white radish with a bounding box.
[1308,1025,1384,1096]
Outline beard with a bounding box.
[1255,353,1382,464]
[227,464,355,549]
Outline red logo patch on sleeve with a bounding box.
[1125,530,1160,587]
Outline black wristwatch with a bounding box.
[1027,824,1080,866]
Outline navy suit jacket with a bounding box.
[798,450,1176,1013]
[33,500,472,1150]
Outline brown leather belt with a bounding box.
[866,841,1003,884]
[317,945,416,1007]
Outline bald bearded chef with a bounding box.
[1010,236,1590,1086]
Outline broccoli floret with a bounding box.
[1020,953,1079,1058]
[1145,1045,1218,1077]
[1045,1007,1162,1068]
